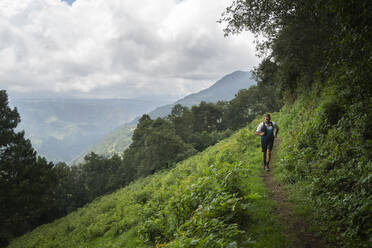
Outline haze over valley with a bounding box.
[9,96,173,162]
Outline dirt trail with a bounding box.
[260,138,328,247]
[262,171,327,248]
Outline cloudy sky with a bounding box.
[0,0,259,100]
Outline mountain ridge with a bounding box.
[71,70,256,164]
[147,70,254,119]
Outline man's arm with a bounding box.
[274,123,279,138]
[255,131,265,136]
[255,123,265,136]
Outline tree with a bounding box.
[123,117,196,177]
[225,87,260,130]
[168,104,194,143]
[220,0,337,95]
[80,153,123,202]
[191,101,224,133]
[51,162,87,215]
[0,90,56,246]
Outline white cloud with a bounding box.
[0,0,259,99]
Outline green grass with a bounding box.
[270,90,372,247]
[9,119,289,248]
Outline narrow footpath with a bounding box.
[262,142,328,248]
[262,171,327,248]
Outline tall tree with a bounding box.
[168,104,194,143]
[0,90,56,246]
[220,0,337,95]
[191,101,224,132]
[124,116,196,177]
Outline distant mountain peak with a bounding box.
[221,70,250,79]
[186,71,254,102]
[211,70,252,86]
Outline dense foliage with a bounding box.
[221,0,371,96]
[221,0,372,246]
[274,88,372,247]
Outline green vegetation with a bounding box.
[0,91,57,246]
[8,85,371,247]
[71,123,135,165]
[221,0,371,246]
[3,0,371,247]
[273,88,371,247]
[8,121,288,248]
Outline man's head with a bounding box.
[264,114,271,123]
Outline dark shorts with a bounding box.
[261,138,274,152]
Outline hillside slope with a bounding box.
[9,118,288,248]
[272,88,372,248]
[71,122,136,164]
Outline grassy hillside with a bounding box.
[272,86,371,247]
[9,118,289,248]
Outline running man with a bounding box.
[255,114,279,171]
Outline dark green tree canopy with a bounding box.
[0,90,21,148]
[0,90,57,246]
[221,0,372,98]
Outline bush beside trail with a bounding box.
[274,87,372,247]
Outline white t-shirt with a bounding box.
[256,122,279,133]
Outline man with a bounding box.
[255,114,279,171]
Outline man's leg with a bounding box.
[261,140,267,169]
[266,149,271,171]
[265,139,274,171]
[266,149,271,164]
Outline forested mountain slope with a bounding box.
[72,71,255,164]
[147,71,256,119]
[70,122,136,164]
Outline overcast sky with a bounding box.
[0,0,259,100]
